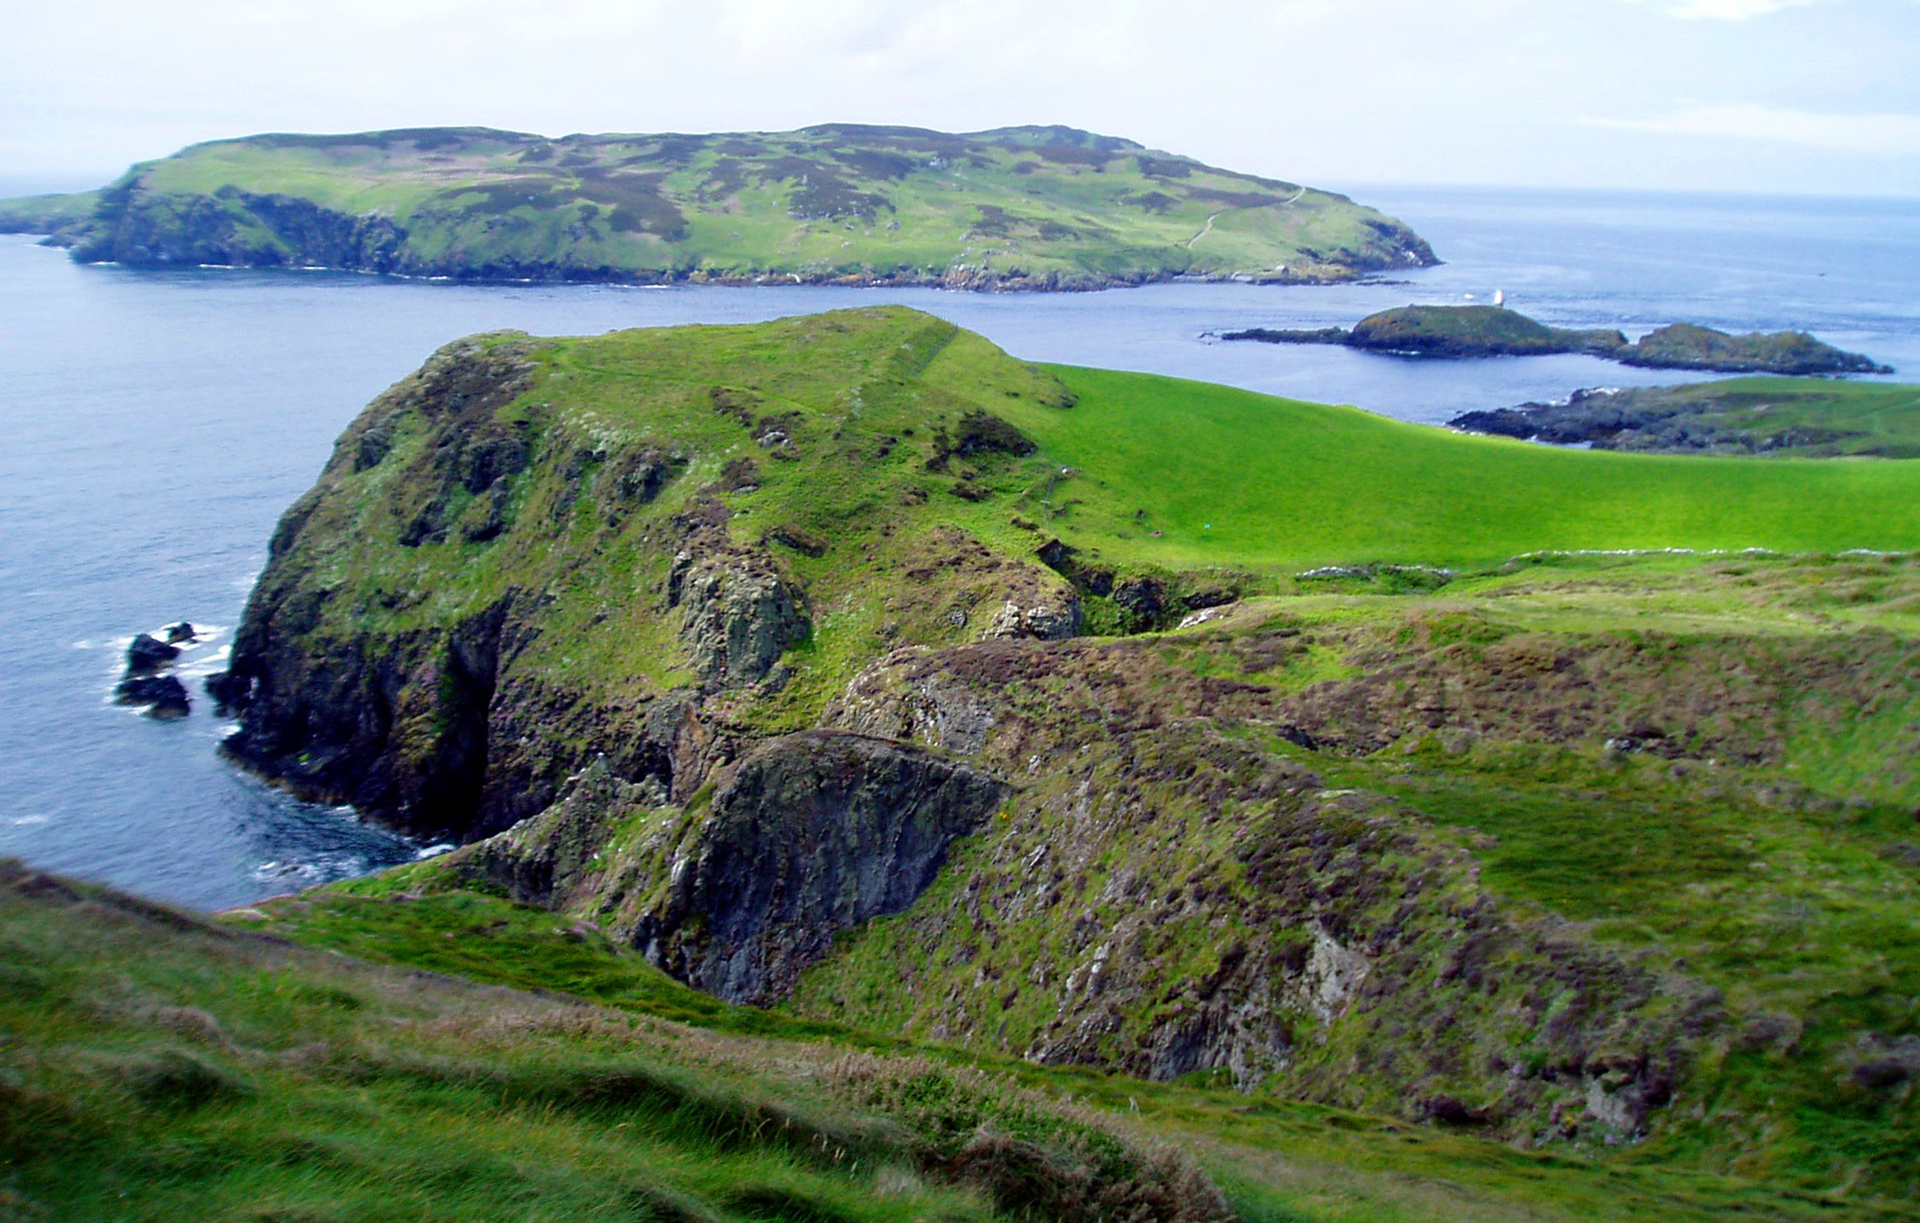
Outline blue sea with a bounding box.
[2,185,1916,909]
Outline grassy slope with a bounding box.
[1004,364,1920,571]
[0,189,98,234]
[23,125,1431,283]
[218,863,1914,1223]
[89,310,1920,1218]
[0,861,1232,1223]
[240,741,1919,1223]
[784,549,1918,1164]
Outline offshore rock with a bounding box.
[125,633,179,675]
[116,674,190,719]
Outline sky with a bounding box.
[2,0,1915,197]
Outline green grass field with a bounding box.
[990,364,1920,572]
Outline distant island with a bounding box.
[1449,377,1920,457]
[0,124,1437,290]
[1221,304,1892,375]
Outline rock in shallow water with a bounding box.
[124,633,179,675]
[115,674,190,718]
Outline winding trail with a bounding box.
[1186,187,1308,250]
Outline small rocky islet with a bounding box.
[1221,303,1892,375]
[113,622,198,718]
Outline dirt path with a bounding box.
[1187,188,1307,250]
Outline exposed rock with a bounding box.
[985,596,1082,641]
[125,633,179,675]
[1226,306,1888,374]
[1449,381,1912,457]
[636,731,1005,1004]
[458,756,664,910]
[116,674,190,719]
[828,649,1004,755]
[667,550,810,690]
[1622,322,1891,375]
[163,621,197,644]
[1841,1033,1920,1090]
[205,670,253,715]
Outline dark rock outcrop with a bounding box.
[69,176,411,273]
[667,549,811,690]
[125,634,179,675]
[1448,382,1913,457]
[636,731,1005,1004]
[1622,322,1892,375]
[116,674,190,719]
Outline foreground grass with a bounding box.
[252,811,1915,1223]
[0,863,1225,1223]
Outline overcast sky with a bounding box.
[2,0,1915,196]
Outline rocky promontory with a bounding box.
[200,307,1920,1191]
[1449,376,1920,457]
[1223,305,1891,374]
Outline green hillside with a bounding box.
[2,124,1435,287]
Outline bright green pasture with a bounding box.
[1000,365,1920,570]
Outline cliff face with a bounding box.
[19,124,1437,288]
[212,310,1097,840]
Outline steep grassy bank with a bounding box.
[11,858,1906,1223]
[0,860,1231,1223]
[1,125,1434,287]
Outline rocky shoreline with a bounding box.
[8,222,1396,291]
[1448,378,1920,457]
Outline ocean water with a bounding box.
[2,185,1915,909]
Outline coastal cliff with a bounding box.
[210,309,1920,1192]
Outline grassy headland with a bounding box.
[0,125,1435,288]
[23,308,1915,1219]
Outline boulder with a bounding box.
[116,674,190,718]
